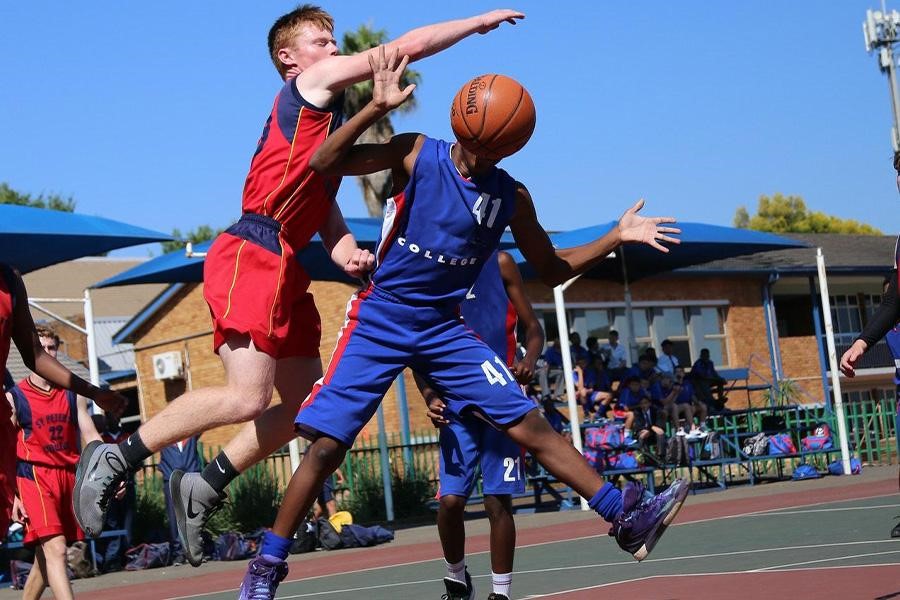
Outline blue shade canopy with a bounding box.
[0,205,175,274]
[95,217,518,288]
[510,222,808,282]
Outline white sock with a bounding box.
[625,429,632,438]
[446,559,466,584]
[492,571,512,597]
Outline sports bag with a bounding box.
[665,436,689,466]
[584,424,623,450]
[801,424,833,451]
[607,451,639,470]
[791,463,820,480]
[125,542,171,570]
[317,517,343,550]
[66,541,96,579]
[700,431,722,460]
[214,532,256,561]
[768,433,796,455]
[339,523,395,548]
[583,447,603,470]
[291,519,319,554]
[742,432,768,456]
[828,458,862,475]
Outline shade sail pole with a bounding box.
[620,247,637,366]
[815,248,852,475]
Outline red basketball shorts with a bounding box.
[16,464,82,546]
[204,214,321,359]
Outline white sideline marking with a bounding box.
[749,549,900,571]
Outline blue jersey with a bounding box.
[460,252,517,365]
[372,137,518,308]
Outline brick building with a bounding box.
[115,232,897,451]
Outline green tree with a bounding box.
[734,193,882,235]
[341,25,421,216]
[160,224,221,253]
[0,182,75,212]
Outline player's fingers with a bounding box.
[401,83,417,100]
[649,240,670,253]
[657,234,680,245]
[396,53,410,76]
[629,198,645,213]
[656,224,680,233]
[387,46,398,71]
[368,52,378,74]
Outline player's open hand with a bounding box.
[344,248,375,279]
[369,46,416,113]
[425,396,449,428]
[839,339,867,378]
[93,388,127,418]
[616,199,680,253]
[477,9,525,33]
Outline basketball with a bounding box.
[450,74,536,161]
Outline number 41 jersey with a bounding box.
[10,378,79,469]
[372,137,518,308]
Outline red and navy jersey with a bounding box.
[241,80,344,250]
[373,138,518,307]
[11,378,79,469]
[460,252,517,366]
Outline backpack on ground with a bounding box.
[665,436,689,466]
[339,523,394,548]
[742,432,768,456]
[317,517,343,550]
[66,541,96,579]
[584,423,623,450]
[767,433,797,455]
[583,447,603,471]
[9,560,32,589]
[291,519,319,554]
[606,451,639,470]
[801,423,833,451]
[828,458,862,475]
[700,431,722,460]
[214,532,255,561]
[791,463,820,480]
[125,542,171,570]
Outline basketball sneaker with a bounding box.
[73,441,130,538]
[170,470,226,567]
[487,594,510,600]
[239,556,287,600]
[442,569,475,600]
[891,521,900,538]
[609,479,689,561]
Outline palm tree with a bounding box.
[341,25,421,216]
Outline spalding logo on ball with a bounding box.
[450,74,536,161]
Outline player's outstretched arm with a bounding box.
[298,9,524,108]
[76,395,103,446]
[498,251,544,384]
[9,271,126,416]
[509,187,680,287]
[841,273,900,377]
[310,46,422,178]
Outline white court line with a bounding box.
[749,549,900,572]
[274,540,899,599]
[163,491,898,600]
[748,503,900,516]
[521,562,900,598]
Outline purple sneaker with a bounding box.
[609,479,689,561]
[239,556,288,600]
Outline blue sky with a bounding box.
[1,1,898,256]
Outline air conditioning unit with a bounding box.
[152,351,184,381]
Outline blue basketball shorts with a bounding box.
[438,413,525,498]
[295,285,538,447]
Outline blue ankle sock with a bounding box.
[260,531,292,561]
[589,482,623,522]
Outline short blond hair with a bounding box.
[268,4,335,79]
[35,325,60,346]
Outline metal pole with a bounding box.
[760,279,779,397]
[882,45,900,150]
[553,281,589,511]
[288,439,301,474]
[394,374,413,476]
[375,404,395,521]
[808,276,832,409]
[83,289,100,388]
[815,249,853,474]
[620,248,638,366]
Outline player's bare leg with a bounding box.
[484,494,515,599]
[25,536,72,600]
[171,355,323,565]
[504,409,688,561]
[74,335,275,538]
[437,494,475,598]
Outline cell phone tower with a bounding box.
[864,3,900,150]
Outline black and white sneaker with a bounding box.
[73,441,130,538]
[441,569,475,600]
[170,470,226,567]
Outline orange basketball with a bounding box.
[450,74,536,161]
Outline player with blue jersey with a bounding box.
[238,50,688,598]
[416,250,543,600]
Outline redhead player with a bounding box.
[0,263,124,549]
[72,4,525,567]
[236,50,687,599]
[416,250,544,600]
[6,325,110,600]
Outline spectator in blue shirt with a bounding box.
[690,348,727,411]
[586,336,601,366]
[657,339,680,375]
[542,340,563,368]
[569,332,588,364]
[601,330,628,380]
[625,354,657,385]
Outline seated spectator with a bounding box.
[538,340,564,398]
[601,330,628,380]
[542,339,563,369]
[586,336,601,366]
[633,396,666,458]
[624,354,657,384]
[609,376,648,443]
[663,367,707,438]
[691,348,727,411]
[640,375,663,406]
[657,339,680,375]
[569,332,588,364]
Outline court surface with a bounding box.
[4,467,898,599]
